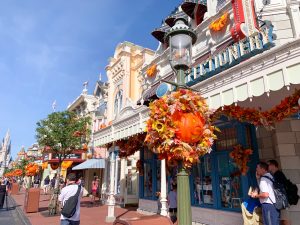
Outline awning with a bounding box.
[72,159,105,170]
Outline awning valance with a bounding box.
[72,158,105,170]
[192,38,300,110]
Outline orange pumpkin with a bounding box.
[172,111,205,143]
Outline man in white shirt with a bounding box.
[251,162,279,225]
[59,173,82,225]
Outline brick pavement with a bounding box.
[10,189,153,225]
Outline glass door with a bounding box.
[215,151,243,209]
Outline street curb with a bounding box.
[8,195,32,225]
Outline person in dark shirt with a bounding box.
[267,160,290,225]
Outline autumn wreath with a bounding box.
[145,89,218,168]
[229,145,253,175]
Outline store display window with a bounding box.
[192,155,214,206]
[190,122,258,211]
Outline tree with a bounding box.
[36,111,91,214]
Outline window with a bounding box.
[190,122,258,211]
[215,127,238,151]
[114,89,123,117]
[217,153,243,209]
[192,155,214,206]
[143,163,153,198]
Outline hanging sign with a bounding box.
[156,82,171,98]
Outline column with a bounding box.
[105,151,116,222]
[160,159,168,216]
[288,5,300,38]
[114,156,119,195]
[120,158,126,205]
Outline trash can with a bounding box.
[24,188,40,213]
[11,183,19,195]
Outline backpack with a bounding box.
[61,185,81,218]
[262,176,289,210]
[285,179,299,205]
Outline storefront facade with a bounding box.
[92,0,300,223]
[135,0,300,224]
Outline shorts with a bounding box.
[280,208,290,220]
[91,190,97,196]
[169,208,177,213]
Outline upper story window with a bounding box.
[114,89,123,117]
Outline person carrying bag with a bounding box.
[59,174,82,225]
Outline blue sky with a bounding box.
[0,0,182,158]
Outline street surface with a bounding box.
[0,194,31,225]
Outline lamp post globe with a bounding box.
[165,17,197,88]
[165,17,197,225]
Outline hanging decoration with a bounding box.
[146,64,158,78]
[116,133,146,158]
[42,162,48,169]
[209,12,229,32]
[50,163,59,170]
[145,89,218,168]
[82,143,88,151]
[61,161,73,169]
[212,89,300,127]
[136,159,144,175]
[25,163,39,176]
[229,145,253,175]
[99,123,107,129]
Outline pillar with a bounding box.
[120,158,126,205]
[160,159,168,216]
[105,151,116,223]
[114,156,119,195]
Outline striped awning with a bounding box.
[72,159,105,170]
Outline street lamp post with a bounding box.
[165,18,197,225]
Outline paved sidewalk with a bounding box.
[10,189,146,225]
[0,194,31,225]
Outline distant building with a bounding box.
[0,130,12,177]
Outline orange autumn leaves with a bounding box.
[146,64,158,78]
[229,145,253,175]
[209,12,229,32]
[116,133,146,158]
[25,163,39,176]
[4,169,23,177]
[145,89,218,168]
[212,89,300,127]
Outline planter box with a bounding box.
[24,188,40,213]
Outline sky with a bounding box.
[0,0,182,159]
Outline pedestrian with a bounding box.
[167,184,177,224]
[0,178,8,209]
[250,162,279,225]
[33,176,40,188]
[267,160,290,225]
[50,175,56,191]
[59,175,65,190]
[90,176,98,204]
[59,173,82,225]
[43,175,50,195]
